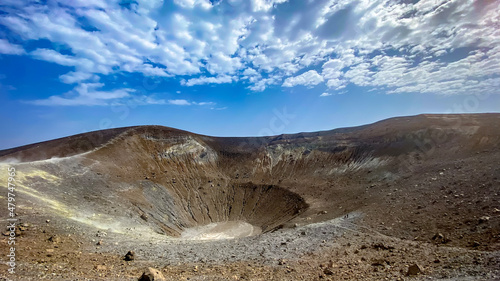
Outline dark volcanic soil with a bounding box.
[0,113,499,280]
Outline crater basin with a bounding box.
[180,220,262,240]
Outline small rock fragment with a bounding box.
[48,235,61,243]
[124,251,135,261]
[406,264,422,276]
[138,267,166,281]
[432,233,450,244]
[372,242,394,251]
[478,216,490,224]
[323,268,334,275]
[371,259,386,266]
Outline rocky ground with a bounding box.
[0,211,498,280]
[0,114,499,280]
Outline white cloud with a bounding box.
[212,106,227,110]
[131,96,167,105]
[168,99,191,106]
[322,58,344,80]
[322,59,344,71]
[322,58,345,88]
[28,85,219,107]
[136,64,170,77]
[248,75,281,91]
[250,0,288,12]
[1,0,499,95]
[59,71,97,84]
[0,39,24,55]
[282,70,324,87]
[168,99,219,106]
[65,0,108,8]
[326,78,346,90]
[205,52,243,75]
[29,95,105,106]
[31,48,94,70]
[319,92,332,97]
[29,83,134,106]
[181,75,234,86]
[195,101,216,106]
[242,67,257,76]
[76,83,133,99]
[173,0,212,10]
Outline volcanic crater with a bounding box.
[129,181,308,238]
[1,114,500,280]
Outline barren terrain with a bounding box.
[0,114,499,280]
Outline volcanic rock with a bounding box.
[124,251,135,261]
[138,267,166,281]
[406,264,422,276]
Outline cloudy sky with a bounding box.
[0,0,499,149]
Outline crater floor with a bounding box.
[180,221,262,240]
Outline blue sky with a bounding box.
[0,0,499,149]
